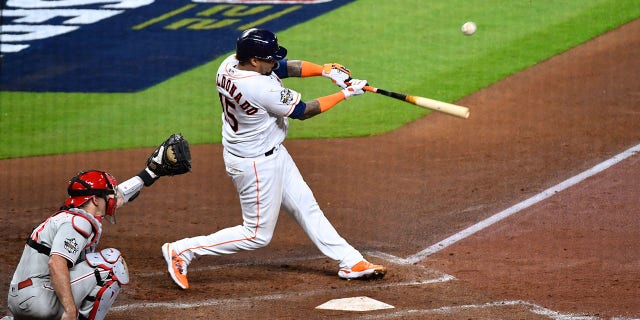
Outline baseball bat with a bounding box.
[363,85,470,119]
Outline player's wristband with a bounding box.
[137,168,158,186]
[300,61,323,77]
[317,91,346,112]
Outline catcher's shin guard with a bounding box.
[82,280,121,320]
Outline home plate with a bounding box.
[316,296,394,311]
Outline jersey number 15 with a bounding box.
[219,94,239,132]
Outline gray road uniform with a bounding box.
[8,209,127,320]
[7,171,145,320]
[6,135,191,319]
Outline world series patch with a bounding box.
[280,89,295,104]
[64,238,80,255]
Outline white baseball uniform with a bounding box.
[169,54,365,270]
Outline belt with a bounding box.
[264,147,275,157]
[229,146,276,158]
[18,278,33,290]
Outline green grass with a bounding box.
[1,0,638,159]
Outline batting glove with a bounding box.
[342,79,367,99]
[322,63,352,89]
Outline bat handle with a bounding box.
[363,85,377,93]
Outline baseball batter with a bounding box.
[162,28,387,290]
[5,135,191,320]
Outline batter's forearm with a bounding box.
[298,100,322,120]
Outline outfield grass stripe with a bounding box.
[1,1,638,159]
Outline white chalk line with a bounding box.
[113,143,640,317]
[118,250,454,312]
[354,300,628,320]
[111,274,454,312]
[405,142,640,264]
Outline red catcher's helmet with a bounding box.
[64,170,118,223]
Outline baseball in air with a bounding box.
[461,21,477,36]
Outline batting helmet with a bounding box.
[236,28,287,62]
[64,170,118,223]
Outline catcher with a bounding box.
[5,134,190,320]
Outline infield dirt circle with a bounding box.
[1,19,639,319]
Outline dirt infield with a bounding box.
[1,19,639,319]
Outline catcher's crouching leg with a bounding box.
[79,248,130,320]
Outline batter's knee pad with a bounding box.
[82,248,129,320]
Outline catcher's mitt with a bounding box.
[147,133,191,176]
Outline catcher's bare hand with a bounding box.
[147,133,192,178]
